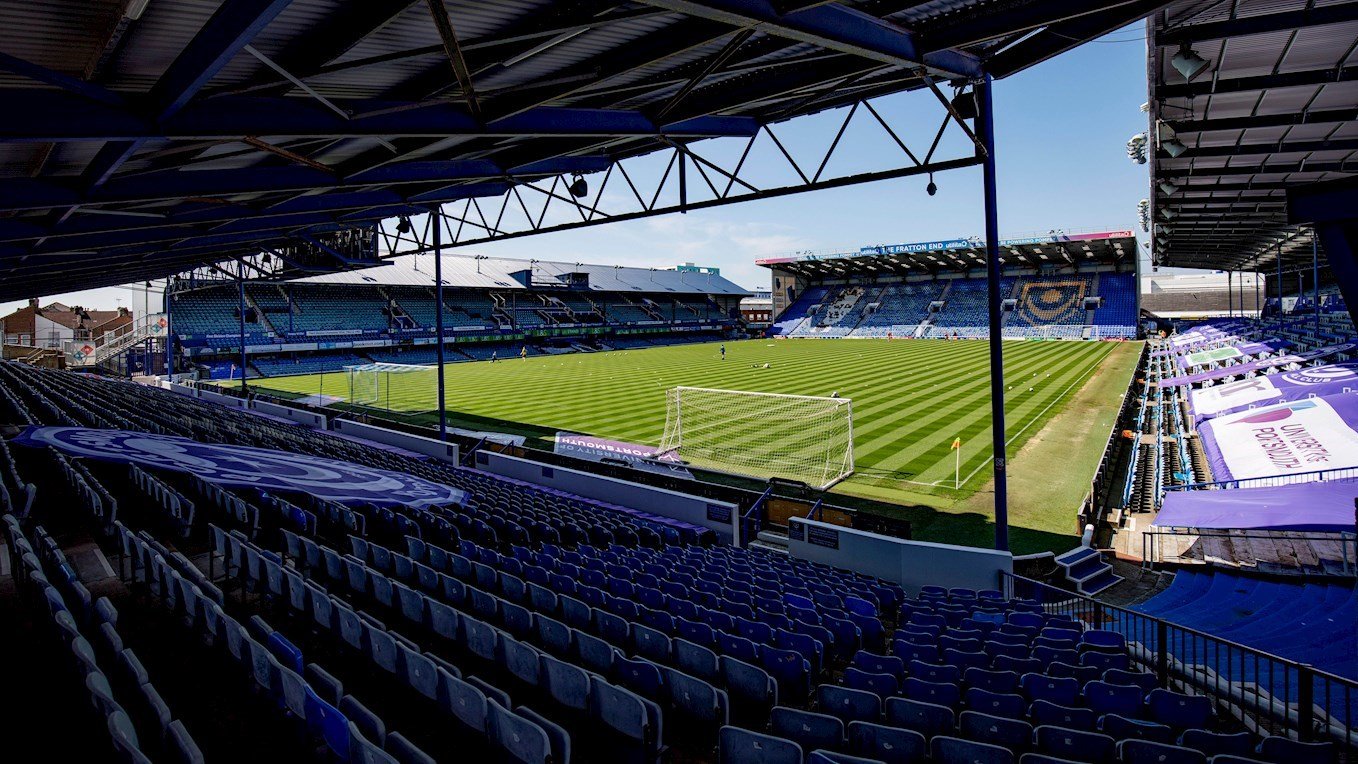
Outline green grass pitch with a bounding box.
[245,338,1138,552]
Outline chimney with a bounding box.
[118,306,130,317]
[27,298,38,309]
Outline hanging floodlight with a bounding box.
[569,175,588,198]
[396,216,412,233]
[1158,180,1180,195]
[1161,138,1188,158]
[926,174,937,196]
[1171,43,1210,81]
[1126,133,1148,164]
[1159,207,1176,221]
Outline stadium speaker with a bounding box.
[1001,298,1018,312]
[950,90,978,121]
[569,175,589,198]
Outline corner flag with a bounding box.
[951,437,961,488]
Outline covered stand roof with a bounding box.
[756,229,1136,277]
[1149,0,1358,272]
[290,254,750,295]
[1,0,1165,299]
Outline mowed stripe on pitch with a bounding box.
[255,338,1115,492]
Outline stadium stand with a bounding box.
[171,257,745,380]
[760,232,1139,340]
[2,360,1352,762]
[1132,571,1357,680]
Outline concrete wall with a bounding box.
[197,388,247,409]
[478,451,739,544]
[253,399,327,429]
[788,517,1012,594]
[331,419,459,465]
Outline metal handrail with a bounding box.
[1165,466,1358,493]
[741,486,773,548]
[999,571,1357,746]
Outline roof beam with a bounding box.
[984,0,1165,78]
[922,0,1150,51]
[424,0,481,119]
[0,92,761,142]
[0,157,610,213]
[83,0,295,189]
[1157,65,1358,99]
[631,0,980,78]
[0,51,123,106]
[1161,4,1358,45]
[1167,136,1358,159]
[1166,108,1358,134]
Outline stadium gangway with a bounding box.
[1000,572,1357,748]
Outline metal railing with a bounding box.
[1140,527,1357,575]
[740,486,773,549]
[1000,572,1357,747]
[1165,467,1358,492]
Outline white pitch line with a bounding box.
[931,343,1119,489]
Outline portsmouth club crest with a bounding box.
[12,427,465,508]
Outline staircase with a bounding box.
[241,290,279,337]
[1055,545,1122,595]
[69,313,168,366]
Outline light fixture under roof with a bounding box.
[1172,43,1211,81]
[1159,180,1180,195]
[1161,138,1188,158]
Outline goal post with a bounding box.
[657,386,854,489]
[343,363,438,412]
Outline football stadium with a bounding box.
[0,2,1356,763]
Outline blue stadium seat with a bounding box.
[1118,740,1206,764]
[720,726,803,764]
[847,720,927,763]
[1034,725,1116,764]
[932,735,1015,764]
[960,710,1033,752]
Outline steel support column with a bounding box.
[237,275,247,395]
[433,206,447,441]
[1314,229,1320,337]
[164,281,174,376]
[1277,242,1283,325]
[977,74,1007,552]
[1227,271,1233,316]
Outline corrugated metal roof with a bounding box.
[293,253,750,295]
[0,0,1166,299]
[1149,0,1358,270]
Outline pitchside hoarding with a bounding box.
[1196,396,1358,481]
[1189,363,1358,421]
[553,432,694,479]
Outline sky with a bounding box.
[2,25,1155,316]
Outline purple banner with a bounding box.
[553,432,694,479]
[12,427,465,508]
[1189,362,1358,421]
[1156,481,1358,532]
[1160,343,1355,387]
[1197,395,1358,481]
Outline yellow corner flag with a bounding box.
[951,437,961,450]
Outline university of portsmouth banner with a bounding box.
[1196,396,1358,481]
[1189,362,1358,422]
[554,432,694,480]
[1161,343,1356,387]
[12,427,465,508]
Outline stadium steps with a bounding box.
[1055,545,1123,595]
[750,529,791,555]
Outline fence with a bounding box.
[1164,467,1358,493]
[1000,572,1357,747]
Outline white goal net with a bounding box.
[657,386,854,489]
[344,363,437,411]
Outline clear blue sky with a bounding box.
[3,25,1151,315]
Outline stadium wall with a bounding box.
[330,419,460,465]
[252,399,328,429]
[788,517,1012,593]
[477,450,740,545]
